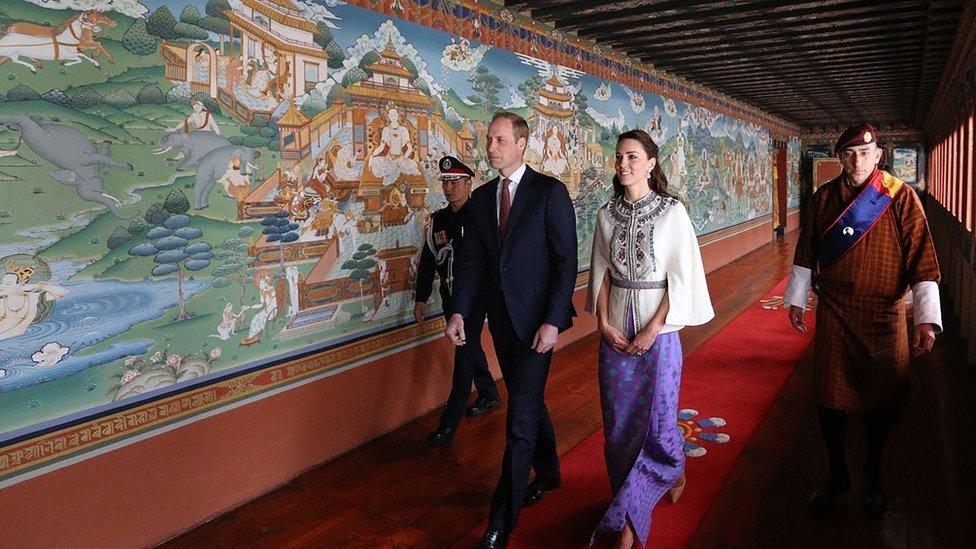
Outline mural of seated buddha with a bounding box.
[365,103,422,186]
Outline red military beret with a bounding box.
[834,124,878,154]
[438,155,475,180]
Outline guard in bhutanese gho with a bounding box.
[785,124,942,516]
[415,155,500,446]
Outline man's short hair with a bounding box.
[490,111,529,143]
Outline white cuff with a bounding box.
[784,265,812,309]
[912,280,942,334]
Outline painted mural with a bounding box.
[787,137,801,208]
[893,147,918,185]
[0,0,785,474]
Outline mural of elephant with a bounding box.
[194,145,258,210]
[0,115,134,218]
[154,130,233,171]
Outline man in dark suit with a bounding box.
[446,111,578,548]
[415,155,501,447]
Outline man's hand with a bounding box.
[532,323,559,354]
[788,305,807,333]
[414,302,426,324]
[912,323,936,356]
[445,313,466,346]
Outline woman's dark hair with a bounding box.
[612,129,676,199]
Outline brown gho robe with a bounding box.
[793,172,940,411]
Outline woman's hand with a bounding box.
[624,321,662,356]
[599,320,629,353]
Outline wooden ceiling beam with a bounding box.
[570,0,874,31]
[633,34,923,64]
[734,90,916,104]
[720,79,920,96]
[623,22,923,59]
[505,0,576,10]
[598,11,920,47]
[577,0,920,40]
[535,0,713,25]
[615,16,923,54]
[691,62,922,83]
[652,44,923,72]
[603,9,922,47]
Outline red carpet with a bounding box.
[458,278,815,548]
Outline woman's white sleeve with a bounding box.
[585,211,609,316]
[664,205,714,327]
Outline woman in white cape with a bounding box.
[587,129,714,548]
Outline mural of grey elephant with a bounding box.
[0,115,133,218]
[154,130,233,172]
[194,145,257,210]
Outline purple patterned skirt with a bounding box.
[591,316,684,547]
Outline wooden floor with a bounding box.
[165,231,976,548]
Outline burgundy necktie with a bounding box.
[498,178,512,235]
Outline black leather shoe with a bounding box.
[426,426,454,446]
[466,396,501,417]
[806,476,851,513]
[478,528,507,549]
[522,477,561,507]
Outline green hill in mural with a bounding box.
[442,88,530,122]
[0,100,143,143]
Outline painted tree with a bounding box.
[212,227,256,328]
[358,51,381,75]
[104,89,137,110]
[573,86,589,125]
[128,215,212,321]
[341,67,368,88]
[260,210,299,274]
[174,22,209,41]
[339,244,377,315]
[136,83,167,105]
[163,188,191,215]
[144,202,171,226]
[517,73,543,106]
[201,0,233,53]
[468,65,502,112]
[172,5,209,40]
[314,22,346,70]
[106,226,132,250]
[122,18,157,66]
[146,6,179,40]
[180,5,201,24]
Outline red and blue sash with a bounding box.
[818,170,904,270]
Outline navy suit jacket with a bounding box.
[451,165,578,343]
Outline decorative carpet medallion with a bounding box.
[678,408,730,457]
[760,295,814,310]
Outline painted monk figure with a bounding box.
[785,124,941,515]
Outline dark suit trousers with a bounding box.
[486,298,560,533]
[437,304,499,431]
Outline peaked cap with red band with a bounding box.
[834,124,878,154]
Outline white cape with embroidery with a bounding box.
[586,192,714,335]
